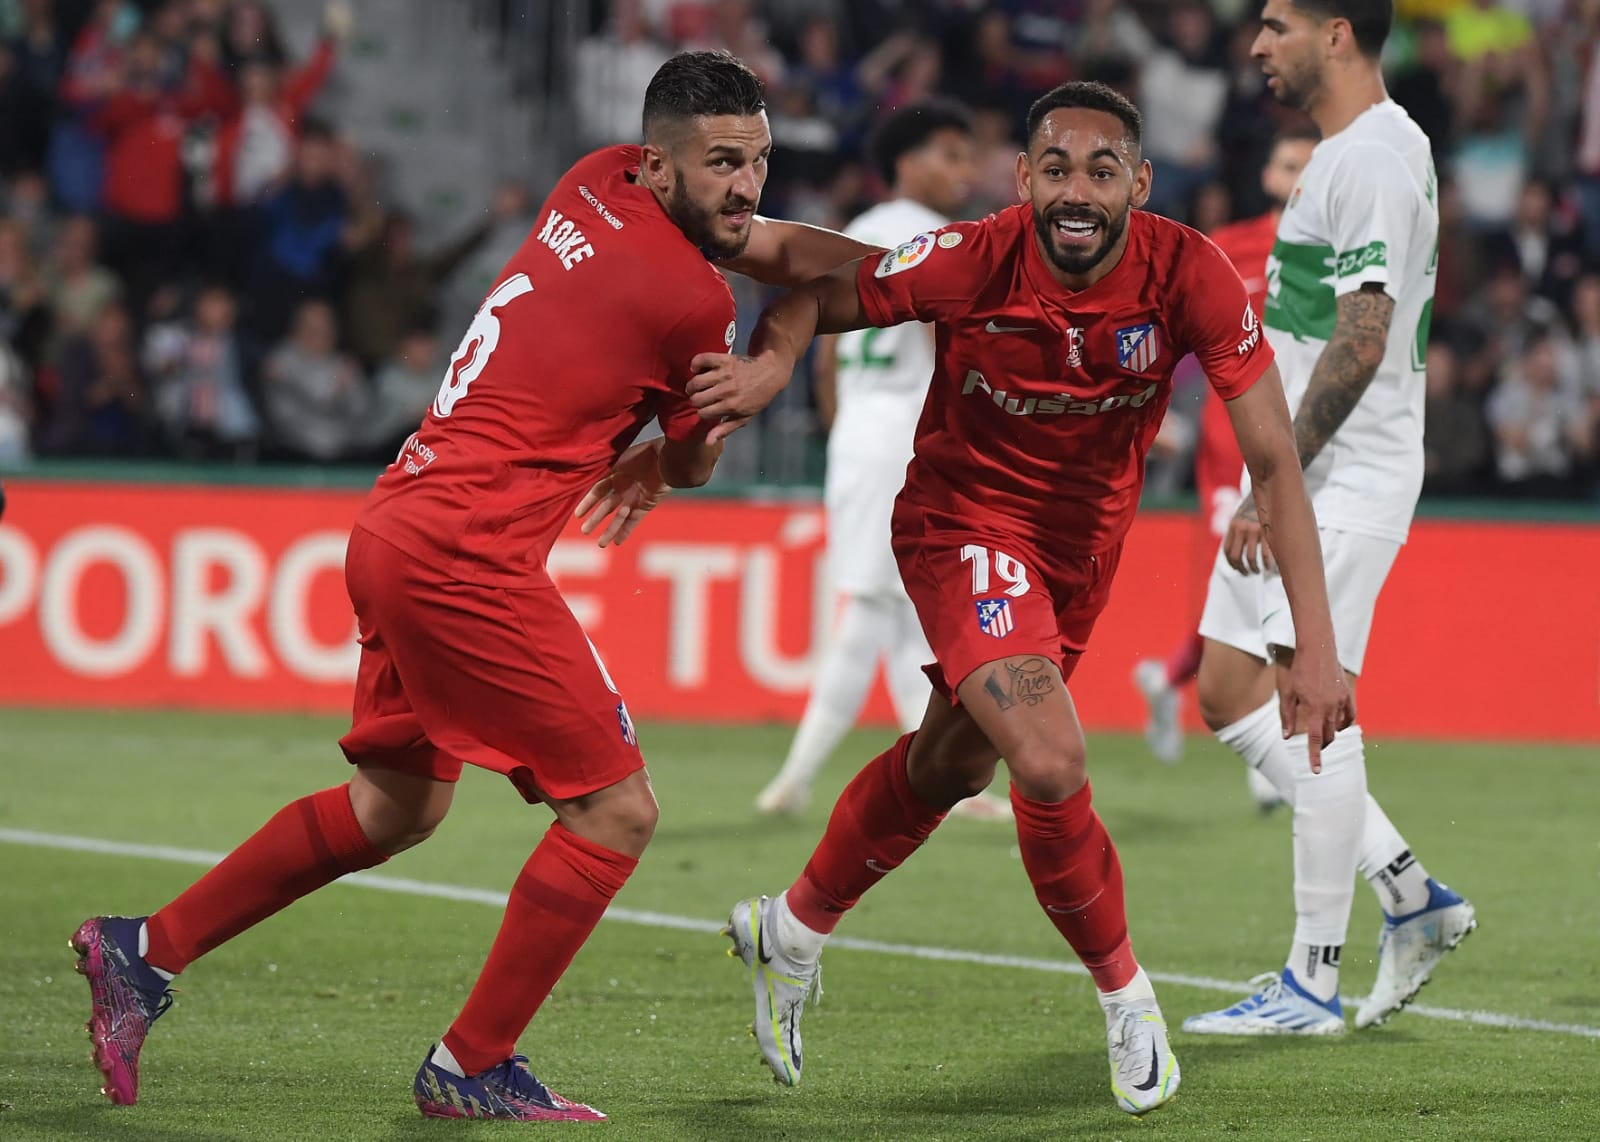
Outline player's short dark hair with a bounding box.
[866,99,974,188]
[642,50,766,145]
[1025,81,1142,153]
[1289,0,1393,58]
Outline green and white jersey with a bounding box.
[1262,99,1438,543]
[834,198,946,405]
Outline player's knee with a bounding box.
[1006,738,1088,802]
[1195,659,1238,732]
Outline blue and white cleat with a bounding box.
[1181,970,1346,1036]
[723,896,820,1086]
[1105,998,1180,1115]
[1355,879,1476,1029]
[414,1047,604,1121]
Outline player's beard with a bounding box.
[667,169,756,260]
[1265,57,1321,113]
[1033,203,1128,276]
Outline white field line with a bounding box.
[6,827,1597,1042]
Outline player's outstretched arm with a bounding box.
[1224,363,1354,769]
[687,258,874,443]
[715,218,881,288]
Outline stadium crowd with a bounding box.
[3,0,1600,500]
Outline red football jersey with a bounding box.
[856,205,1272,556]
[1194,211,1279,509]
[356,146,734,584]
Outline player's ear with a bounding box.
[1130,158,1153,210]
[1014,149,1031,204]
[640,142,673,195]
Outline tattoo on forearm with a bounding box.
[1293,285,1393,470]
[984,657,1056,711]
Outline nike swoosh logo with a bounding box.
[1133,1046,1162,1092]
[755,907,773,965]
[865,858,898,874]
[1045,889,1104,915]
[985,320,1034,334]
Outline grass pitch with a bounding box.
[1,708,1596,1140]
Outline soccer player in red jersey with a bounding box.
[687,81,1353,1116]
[67,51,877,1122]
[1133,128,1317,771]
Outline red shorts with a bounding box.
[337,526,642,803]
[891,503,1122,699]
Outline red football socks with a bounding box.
[443,822,637,1077]
[1011,782,1137,992]
[785,733,947,935]
[145,784,386,974]
[1165,631,1204,688]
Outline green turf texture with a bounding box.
[1,708,1595,1140]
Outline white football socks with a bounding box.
[137,922,176,982]
[771,891,828,965]
[1280,724,1367,999]
[1287,940,1342,1004]
[1214,695,1299,798]
[769,595,896,795]
[1358,797,1434,916]
[1097,965,1156,1010]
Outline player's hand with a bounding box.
[575,439,669,547]
[1224,494,1276,576]
[686,351,793,439]
[1278,645,1355,774]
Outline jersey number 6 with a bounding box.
[433,273,536,418]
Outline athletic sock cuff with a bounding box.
[1009,780,1093,838]
[1215,695,1281,753]
[546,821,638,899]
[309,784,388,873]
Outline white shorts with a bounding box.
[1198,527,1400,676]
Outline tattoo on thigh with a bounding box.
[1007,657,1055,706]
[983,670,1015,711]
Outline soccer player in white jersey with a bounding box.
[1183,0,1476,1036]
[755,102,1011,822]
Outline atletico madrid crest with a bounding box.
[1115,322,1161,373]
[976,598,1014,639]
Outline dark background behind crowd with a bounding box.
[3,0,1599,502]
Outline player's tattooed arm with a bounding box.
[1291,282,1394,470]
[983,657,1056,712]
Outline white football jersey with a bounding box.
[825,197,946,597]
[1260,100,1438,544]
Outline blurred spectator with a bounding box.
[949,11,1045,127]
[439,180,534,346]
[0,339,33,464]
[0,38,52,176]
[1137,2,1227,221]
[1485,179,1585,307]
[144,283,259,460]
[212,5,344,210]
[573,0,672,149]
[248,120,346,339]
[1390,19,1457,162]
[44,213,119,340]
[1422,338,1493,494]
[40,300,144,455]
[363,325,438,457]
[690,0,785,88]
[0,215,49,370]
[966,105,1023,217]
[342,208,492,371]
[260,298,364,461]
[3,169,54,255]
[1486,331,1594,494]
[92,28,233,308]
[1570,272,1600,433]
[47,0,132,214]
[219,0,287,73]
[1461,260,1569,366]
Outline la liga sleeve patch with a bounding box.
[874,231,938,278]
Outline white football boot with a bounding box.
[1355,879,1477,1029]
[724,896,821,1086]
[1132,659,1183,765]
[1182,970,1347,1036]
[1104,995,1181,1115]
[753,776,809,817]
[947,791,1014,821]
